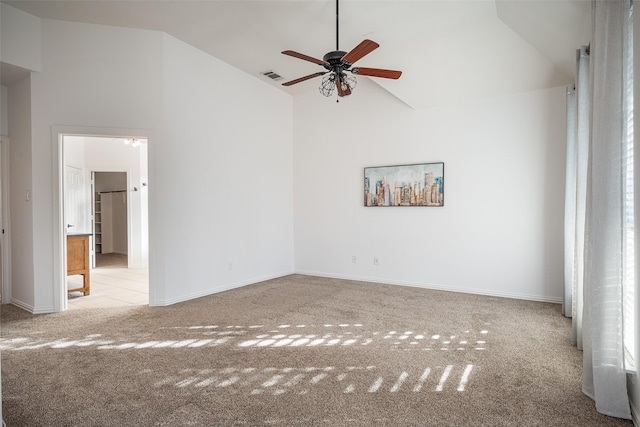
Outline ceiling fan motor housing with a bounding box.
[323,50,349,71]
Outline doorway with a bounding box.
[92,171,129,269]
[62,134,149,310]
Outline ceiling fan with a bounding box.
[281,0,402,100]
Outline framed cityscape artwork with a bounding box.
[364,162,444,207]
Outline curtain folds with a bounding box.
[566,46,591,351]
[564,85,576,318]
[564,0,633,419]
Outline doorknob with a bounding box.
[67,224,75,228]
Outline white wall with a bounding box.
[8,15,293,312]
[27,20,163,312]
[5,6,564,312]
[293,79,566,302]
[0,3,41,72]
[157,34,294,305]
[7,75,35,311]
[0,2,41,312]
[1,85,7,136]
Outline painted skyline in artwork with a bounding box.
[364,163,444,207]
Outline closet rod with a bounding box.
[98,190,127,194]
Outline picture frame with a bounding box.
[364,162,444,207]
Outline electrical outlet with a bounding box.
[373,257,380,266]
[352,256,357,263]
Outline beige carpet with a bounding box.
[0,275,633,426]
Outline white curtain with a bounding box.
[564,0,633,419]
[564,84,576,317]
[565,46,590,353]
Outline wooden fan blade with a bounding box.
[336,77,351,97]
[351,67,402,79]
[341,39,379,66]
[282,72,327,87]
[282,50,327,66]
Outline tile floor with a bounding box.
[67,253,149,309]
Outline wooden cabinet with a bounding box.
[67,234,90,296]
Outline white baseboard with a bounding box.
[293,270,563,304]
[10,298,55,314]
[150,270,295,306]
[10,298,34,313]
[142,269,564,307]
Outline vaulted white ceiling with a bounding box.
[3,0,590,109]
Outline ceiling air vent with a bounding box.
[261,70,283,81]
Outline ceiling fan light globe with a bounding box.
[319,73,336,97]
[344,75,357,90]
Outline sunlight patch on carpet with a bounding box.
[0,323,489,353]
[145,364,475,396]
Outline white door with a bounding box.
[64,166,89,234]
